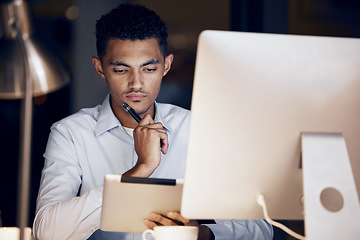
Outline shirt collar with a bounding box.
[95,94,121,136]
[154,102,173,133]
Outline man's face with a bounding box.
[93,38,173,122]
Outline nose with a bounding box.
[128,71,143,90]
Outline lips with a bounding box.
[126,92,146,101]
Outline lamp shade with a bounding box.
[0,0,70,99]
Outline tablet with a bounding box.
[100,174,183,233]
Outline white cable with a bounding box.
[257,194,306,240]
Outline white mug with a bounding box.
[0,227,32,240]
[142,226,199,240]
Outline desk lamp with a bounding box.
[0,0,70,239]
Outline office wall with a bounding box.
[71,0,123,112]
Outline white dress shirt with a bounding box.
[33,94,273,240]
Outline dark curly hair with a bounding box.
[95,4,168,61]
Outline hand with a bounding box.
[144,212,198,229]
[123,114,168,177]
[144,212,215,240]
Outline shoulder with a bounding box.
[51,105,101,132]
[156,103,191,133]
[156,103,191,120]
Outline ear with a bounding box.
[92,56,105,79]
[163,54,174,77]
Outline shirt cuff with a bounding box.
[203,223,232,240]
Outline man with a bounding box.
[33,3,273,240]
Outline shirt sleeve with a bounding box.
[206,219,273,240]
[33,123,103,240]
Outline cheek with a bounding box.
[105,75,126,88]
[150,78,162,92]
[105,80,127,99]
[152,84,161,96]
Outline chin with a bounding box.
[137,102,154,116]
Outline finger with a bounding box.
[144,219,159,230]
[138,115,166,131]
[136,123,169,154]
[149,213,176,226]
[139,122,166,131]
[167,212,198,226]
[160,132,169,154]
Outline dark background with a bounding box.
[1,0,360,239]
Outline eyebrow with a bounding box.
[110,61,130,67]
[110,59,160,68]
[141,59,160,67]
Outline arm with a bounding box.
[34,113,168,239]
[123,114,168,177]
[33,124,103,240]
[206,219,273,240]
[34,187,102,240]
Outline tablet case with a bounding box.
[100,174,183,233]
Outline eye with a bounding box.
[144,68,157,72]
[114,69,127,73]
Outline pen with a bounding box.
[122,102,167,132]
[122,103,142,123]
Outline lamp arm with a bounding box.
[13,17,33,240]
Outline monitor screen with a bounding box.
[181,30,360,220]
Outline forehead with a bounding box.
[103,38,164,64]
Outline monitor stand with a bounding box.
[302,132,360,240]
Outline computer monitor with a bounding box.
[181,30,360,221]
